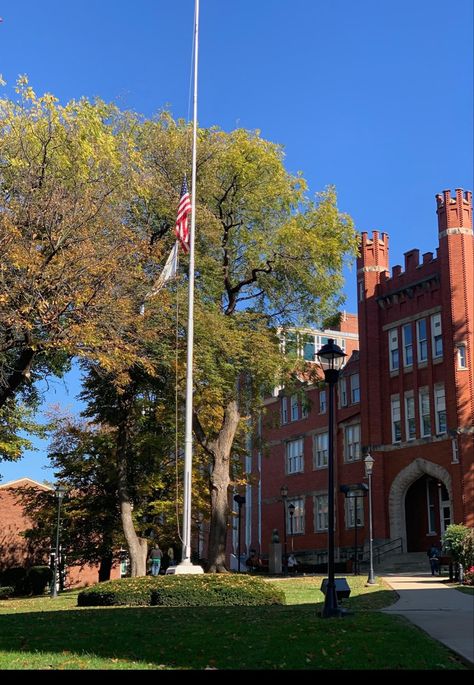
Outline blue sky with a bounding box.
[1,0,472,483]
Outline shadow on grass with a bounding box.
[0,598,467,670]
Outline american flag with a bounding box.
[175,177,191,253]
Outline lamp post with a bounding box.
[51,485,66,599]
[364,454,376,584]
[233,494,246,572]
[317,338,346,618]
[195,516,203,562]
[280,485,288,574]
[288,502,295,552]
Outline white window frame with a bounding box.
[286,438,304,474]
[451,437,459,463]
[389,328,399,371]
[314,494,328,532]
[290,394,299,421]
[344,424,360,462]
[350,374,360,404]
[345,497,365,529]
[281,397,288,425]
[287,497,305,534]
[402,323,413,367]
[405,392,416,441]
[416,318,428,363]
[339,378,347,407]
[431,313,443,359]
[457,344,467,369]
[313,432,328,469]
[434,384,446,434]
[391,395,401,443]
[319,390,326,414]
[419,387,431,438]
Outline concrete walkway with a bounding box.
[380,573,474,665]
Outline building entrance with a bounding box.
[405,475,451,552]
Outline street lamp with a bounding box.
[317,338,346,618]
[280,485,288,574]
[288,502,295,551]
[364,454,376,585]
[233,494,246,572]
[51,485,66,599]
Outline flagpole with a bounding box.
[176,0,203,572]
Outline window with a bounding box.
[419,387,431,437]
[313,432,328,469]
[281,397,288,425]
[434,385,446,434]
[286,438,304,474]
[451,437,459,463]
[457,344,467,369]
[431,314,443,358]
[391,396,401,443]
[426,481,436,534]
[339,378,347,407]
[314,494,328,531]
[319,390,326,414]
[402,324,413,367]
[344,424,360,461]
[358,280,364,302]
[417,319,428,362]
[388,329,399,371]
[405,393,416,440]
[302,334,316,362]
[290,394,299,421]
[302,398,309,419]
[287,497,304,534]
[285,332,298,357]
[345,497,365,528]
[350,374,360,403]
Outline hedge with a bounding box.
[78,574,285,607]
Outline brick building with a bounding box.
[235,188,473,566]
[0,478,120,587]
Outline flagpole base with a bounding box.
[167,561,204,575]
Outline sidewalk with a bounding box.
[380,573,474,665]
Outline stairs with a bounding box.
[376,551,428,575]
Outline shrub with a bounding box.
[27,566,52,595]
[443,524,474,568]
[0,586,14,600]
[78,574,285,607]
[463,567,474,587]
[0,568,28,596]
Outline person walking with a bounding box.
[149,544,162,576]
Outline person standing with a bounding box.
[150,544,162,576]
[427,545,441,576]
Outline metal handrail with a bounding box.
[359,537,403,564]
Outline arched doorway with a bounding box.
[405,476,450,551]
[388,458,453,552]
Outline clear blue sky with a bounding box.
[1,0,472,483]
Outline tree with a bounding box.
[140,121,359,571]
[0,78,160,449]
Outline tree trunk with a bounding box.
[206,400,241,573]
[116,389,148,577]
[98,553,113,582]
[0,347,35,408]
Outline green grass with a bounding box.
[0,577,468,670]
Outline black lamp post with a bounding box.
[233,494,246,572]
[288,502,295,551]
[280,485,288,574]
[364,454,376,584]
[317,338,346,618]
[51,485,66,599]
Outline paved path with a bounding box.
[381,573,474,665]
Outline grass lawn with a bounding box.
[0,576,468,670]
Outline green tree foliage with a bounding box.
[139,119,359,570]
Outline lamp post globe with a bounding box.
[280,485,289,574]
[51,485,66,599]
[316,338,346,618]
[364,454,376,585]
